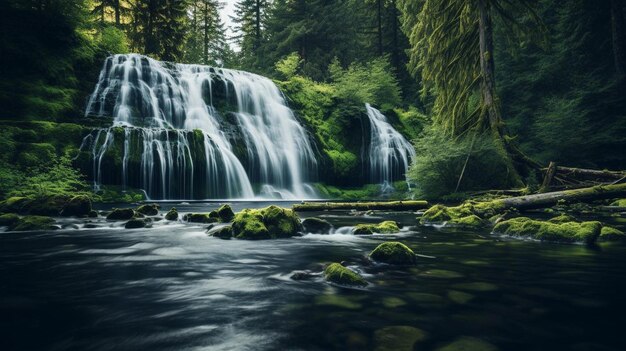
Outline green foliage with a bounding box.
[275,52,302,79]
[8,156,89,199]
[408,127,516,199]
[96,26,129,54]
[329,57,401,109]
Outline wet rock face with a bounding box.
[369,242,416,265]
[302,217,332,234]
[165,208,179,221]
[125,218,152,229]
[136,204,160,216]
[106,208,136,221]
[61,195,93,217]
[323,263,367,287]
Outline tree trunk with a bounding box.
[611,0,626,76]
[478,0,523,184]
[255,0,261,50]
[114,0,120,26]
[293,201,429,212]
[494,183,626,211]
[391,0,399,68]
[204,1,209,64]
[377,0,383,55]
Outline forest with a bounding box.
[1,1,626,351]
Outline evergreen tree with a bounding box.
[232,0,270,68]
[186,0,227,65]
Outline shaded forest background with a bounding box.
[0,0,624,200]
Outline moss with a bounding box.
[136,204,160,216]
[165,208,178,221]
[599,226,626,241]
[0,213,20,226]
[61,195,92,217]
[16,143,57,169]
[215,204,235,222]
[493,217,602,244]
[184,213,219,224]
[302,217,332,233]
[0,197,30,213]
[9,215,57,231]
[231,206,302,240]
[420,201,505,225]
[548,214,577,223]
[369,242,416,265]
[610,199,626,207]
[23,194,71,216]
[354,220,400,235]
[449,215,485,228]
[106,208,135,221]
[323,263,367,287]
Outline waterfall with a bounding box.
[365,104,416,189]
[82,54,318,200]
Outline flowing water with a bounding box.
[1,204,625,351]
[365,104,415,189]
[82,54,318,200]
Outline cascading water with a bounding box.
[81,54,318,200]
[365,103,416,190]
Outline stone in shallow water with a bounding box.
[452,282,498,292]
[369,242,416,265]
[374,325,427,351]
[324,263,367,287]
[315,294,363,310]
[382,297,407,308]
[420,269,464,279]
[436,336,498,351]
[447,290,475,304]
[405,292,445,303]
[353,220,400,235]
[106,208,135,221]
[302,217,332,233]
[136,203,159,216]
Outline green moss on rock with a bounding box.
[184,213,219,224]
[0,197,30,213]
[165,208,179,221]
[231,205,302,240]
[610,199,626,207]
[323,263,367,287]
[493,217,601,244]
[353,221,400,235]
[9,215,57,231]
[61,195,92,217]
[0,213,20,226]
[599,226,626,241]
[136,204,160,216]
[369,242,416,265]
[449,214,485,228]
[215,204,235,222]
[210,225,233,239]
[106,208,135,221]
[125,218,148,229]
[548,214,577,224]
[420,202,504,225]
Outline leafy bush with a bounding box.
[275,52,302,79]
[8,156,89,199]
[408,127,517,199]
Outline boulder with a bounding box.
[493,217,601,244]
[353,221,400,235]
[165,208,179,221]
[88,210,99,218]
[209,225,233,239]
[323,263,367,287]
[184,213,219,223]
[125,218,149,229]
[302,217,332,233]
[369,242,416,265]
[106,208,136,221]
[9,216,57,231]
[599,226,626,241]
[0,213,20,226]
[136,203,160,216]
[215,204,235,222]
[61,195,92,217]
[231,205,302,240]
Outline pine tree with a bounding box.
[232,0,270,67]
[186,0,227,65]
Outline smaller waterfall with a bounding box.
[365,104,416,187]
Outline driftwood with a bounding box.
[292,200,429,212]
[492,183,626,211]
[541,164,626,190]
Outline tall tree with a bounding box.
[186,0,227,65]
[611,0,626,76]
[232,0,269,66]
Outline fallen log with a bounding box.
[492,183,626,211]
[543,166,626,181]
[293,200,429,212]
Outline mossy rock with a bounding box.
[302,217,332,233]
[232,205,302,240]
[15,194,70,216]
[210,225,233,240]
[369,242,416,265]
[9,216,57,231]
[106,208,136,221]
[136,204,160,216]
[61,195,92,217]
[599,226,626,241]
[0,197,30,213]
[353,221,400,235]
[323,263,367,287]
[449,215,486,228]
[374,325,427,351]
[125,218,149,229]
[184,213,219,224]
[420,202,504,225]
[548,214,576,224]
[0,213,20,226]
[215,204,235,222]
[493,217,601,244]
[165,208,179,221]
[88,210,98,218]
